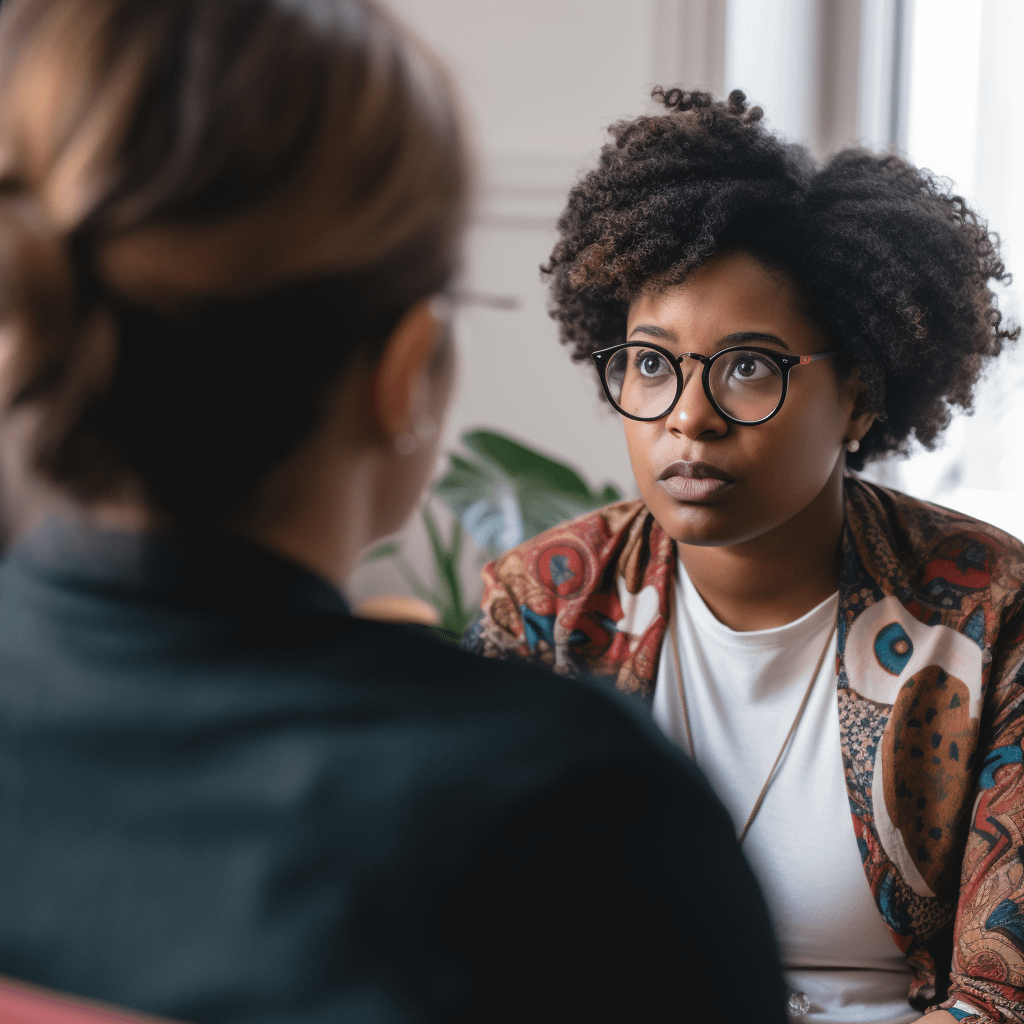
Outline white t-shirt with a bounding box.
[652,560,917,1024]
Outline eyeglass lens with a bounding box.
[604,345,785,422]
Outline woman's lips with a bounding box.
[657,461,734,502]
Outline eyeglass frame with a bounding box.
[590,341,839,425]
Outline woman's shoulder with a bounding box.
[844,473,1024,567]
[842,473,1024,635]
[472,499,652,640]
[464,500,675,690]
[502,498,651,557]
[351,618,710,810]
[484,498,665,594]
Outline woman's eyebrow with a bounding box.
[720,330,791,351]
[628,325,792,351]
[628,323,675,341]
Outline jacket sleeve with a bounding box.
[940,599,1024,1023]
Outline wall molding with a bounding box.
[476,154,583,229]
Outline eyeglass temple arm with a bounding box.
[673,349,839,366]
[798,350,839,365]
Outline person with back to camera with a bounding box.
[464,88,1024,1024]
[0,7,788,1023]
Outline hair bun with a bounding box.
[651,87,714,112]
[0,192,120,490]
[650,86,763,125]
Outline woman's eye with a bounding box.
[634,351,670,377]
[726,354,775,381]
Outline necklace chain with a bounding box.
[668,599,837,844]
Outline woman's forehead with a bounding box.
[627,251,820,347]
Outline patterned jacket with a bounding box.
[464,476,1024,1022]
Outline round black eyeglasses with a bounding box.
[591,342,838,425]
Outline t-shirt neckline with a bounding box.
[676,557,839,653]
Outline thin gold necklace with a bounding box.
[668,596,837,845]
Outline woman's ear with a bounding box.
[843,371,878,447]
[370,298,442,442]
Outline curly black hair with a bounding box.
[542,88,1019,469]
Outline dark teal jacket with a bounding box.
[0,520,785,1023]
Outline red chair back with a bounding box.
[0,976,184,1024]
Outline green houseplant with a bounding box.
[365,429,622,634]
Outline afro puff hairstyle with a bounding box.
[542,88,1019,470]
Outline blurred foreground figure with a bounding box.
[0,973,184,1023]
[0,2,786,1021]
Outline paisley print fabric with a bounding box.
[464,476,1024,1023]
[463,500,676,694]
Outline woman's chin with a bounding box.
[648,501,747,548]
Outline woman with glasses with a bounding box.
[0,12,788,1023]
[465,89,1024,1024]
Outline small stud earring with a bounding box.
[846,438,860,453]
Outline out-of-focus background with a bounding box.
[349,0,1024,614]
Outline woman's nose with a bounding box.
[666,357,728,439]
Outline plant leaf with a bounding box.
[392,556,436,605]
[432,428,621,554]
[363,540,400,562]
[462,430,593,498]
[422,505,466,629]
[459,486,525,551]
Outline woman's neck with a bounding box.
[677,464,846,632]
[226,432,379,593]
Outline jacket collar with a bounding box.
[5,515,351,618]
